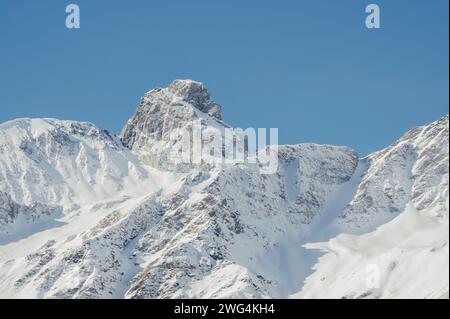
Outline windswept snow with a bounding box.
[296,204,449,299]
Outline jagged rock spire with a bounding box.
[168,80,222,120]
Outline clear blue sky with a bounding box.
[0,0,448,155]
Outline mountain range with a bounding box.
[0,80,448,298]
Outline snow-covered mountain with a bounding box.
[296,115,449,299]
[0,80,448,299]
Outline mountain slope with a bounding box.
[339,115,449,232]
[297,203,449,299]
[0,118,178,236]
[296,115,449,299]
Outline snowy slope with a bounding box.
[340,115,449,231]
[123,144,359,298]
[0,118,178,236]
[296,204,449,299]
[295,115,449,299]
[0,80,448,299]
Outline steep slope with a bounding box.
[0,118,178,236]
[123,144,359,298]
[296,115,449,299]
[297,204,449,299]
[339,115,449,232]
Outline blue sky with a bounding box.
[0,0,448,155]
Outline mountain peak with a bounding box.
[167,79,222,120]
[120,79,225,170]
[169,79,203,91]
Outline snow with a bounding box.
[0,117,179,206]
[296,204,449,299]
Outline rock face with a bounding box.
[168,80,222,120]
[0,80,448,299]
[0,191,19,228]
[120,80,224,171]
